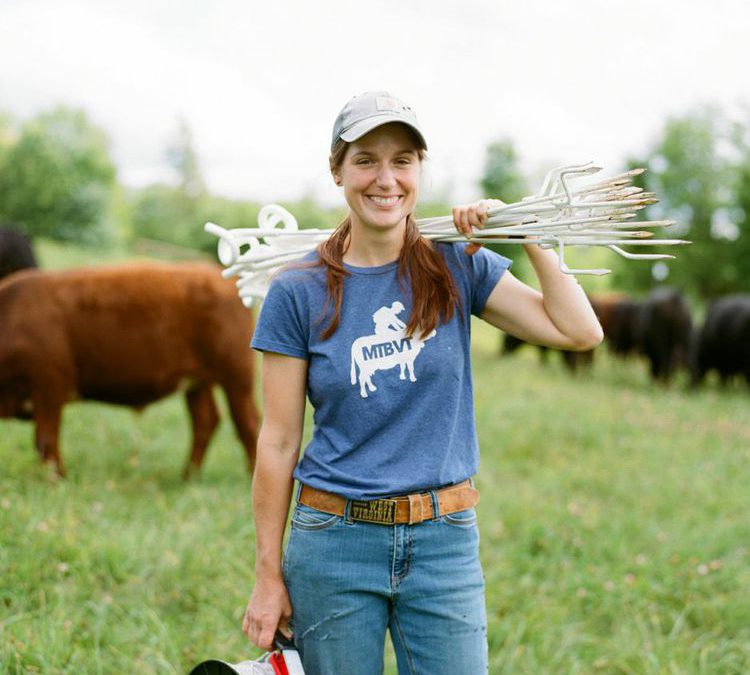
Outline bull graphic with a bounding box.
[350,301,436,398]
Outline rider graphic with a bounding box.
[350,301,436,398]
[372,301,406,336]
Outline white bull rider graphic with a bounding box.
[350,303,437,398]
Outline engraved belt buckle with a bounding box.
[350,498,398,524]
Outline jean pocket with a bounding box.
[441,507,478,528]
[291,503,341,531]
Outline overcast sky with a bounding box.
[1,0,748,207]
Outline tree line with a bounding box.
[1,104,749,299]
[0,107,342,256]
[480,107,750,299]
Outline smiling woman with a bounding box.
[319,119,462,342]
[333,124,421,235]
[240,90,603,675]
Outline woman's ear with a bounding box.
[332,172,343,187]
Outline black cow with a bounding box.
[638,288,693,383]
[500,290,693,384]
[605,298,642,357]
[501,333,593,372]
[691,294,750,387]
[0,226,37,281]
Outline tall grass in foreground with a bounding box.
[1,319,748,674]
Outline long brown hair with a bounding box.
[315,132,463,340]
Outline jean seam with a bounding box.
[392,610,418,675]
[390,526,397,592]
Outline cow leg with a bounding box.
[649,355,662,382]
[223,383,260,476]
[182,384,220,479]
[562,351,577,372]
[34,400,65,477]
[358,371,376,398]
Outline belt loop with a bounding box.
[407,493,423,524]
[429,489,440,520]
[344,498,353,524]
[294,481,303,503]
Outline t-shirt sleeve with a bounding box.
[466,245,513,316]
[250,277,309,359]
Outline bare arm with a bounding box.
[453,201,604,351]
[242,351,308,651]
[481,244,603,351]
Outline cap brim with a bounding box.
[338,115,427,151]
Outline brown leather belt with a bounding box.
[298,479,479,525]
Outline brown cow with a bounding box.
[0,262,258,477]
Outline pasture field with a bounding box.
[1,319,749,675]
[1,243,749,673]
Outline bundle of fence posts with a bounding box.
[205,162,690,307]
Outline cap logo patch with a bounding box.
[376,96,402,112]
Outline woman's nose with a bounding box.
[375,166,396,188]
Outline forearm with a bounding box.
[252,430,299,580]
[523,241,603,348]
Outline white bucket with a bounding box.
[189,647,305,675]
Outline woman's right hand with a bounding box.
[242,574,293,651]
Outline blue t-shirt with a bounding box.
[251,242,512,500]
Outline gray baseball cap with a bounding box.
[331,91,427,153]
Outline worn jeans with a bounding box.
[282,497,488,675]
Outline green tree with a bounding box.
[0,112,16,162]
[612,107,737,297]
[0,106,117,242]
[727,118,750,294]
[130,118,207,248]
[479,138,530,282]
[166,117,205,199]
[479,139,527,203]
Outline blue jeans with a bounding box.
[282,498,488,675]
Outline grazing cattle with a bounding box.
[0,226,37,281]
[637,288,693,383]
[600,297,642,357]
[0,262,258,477]
[498,295,621,372]
[501,332,593,372]
[499,290,693,383]
[691,294,750,387]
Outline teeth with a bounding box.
[369,196,400,205]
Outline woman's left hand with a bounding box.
[451,199,499,255]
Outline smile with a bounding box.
[367,196,402,206]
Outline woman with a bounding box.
[243,91,602,674]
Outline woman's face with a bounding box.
[334,123,421,234]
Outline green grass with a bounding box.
[1,244,749,673]
[1,320,748,674]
